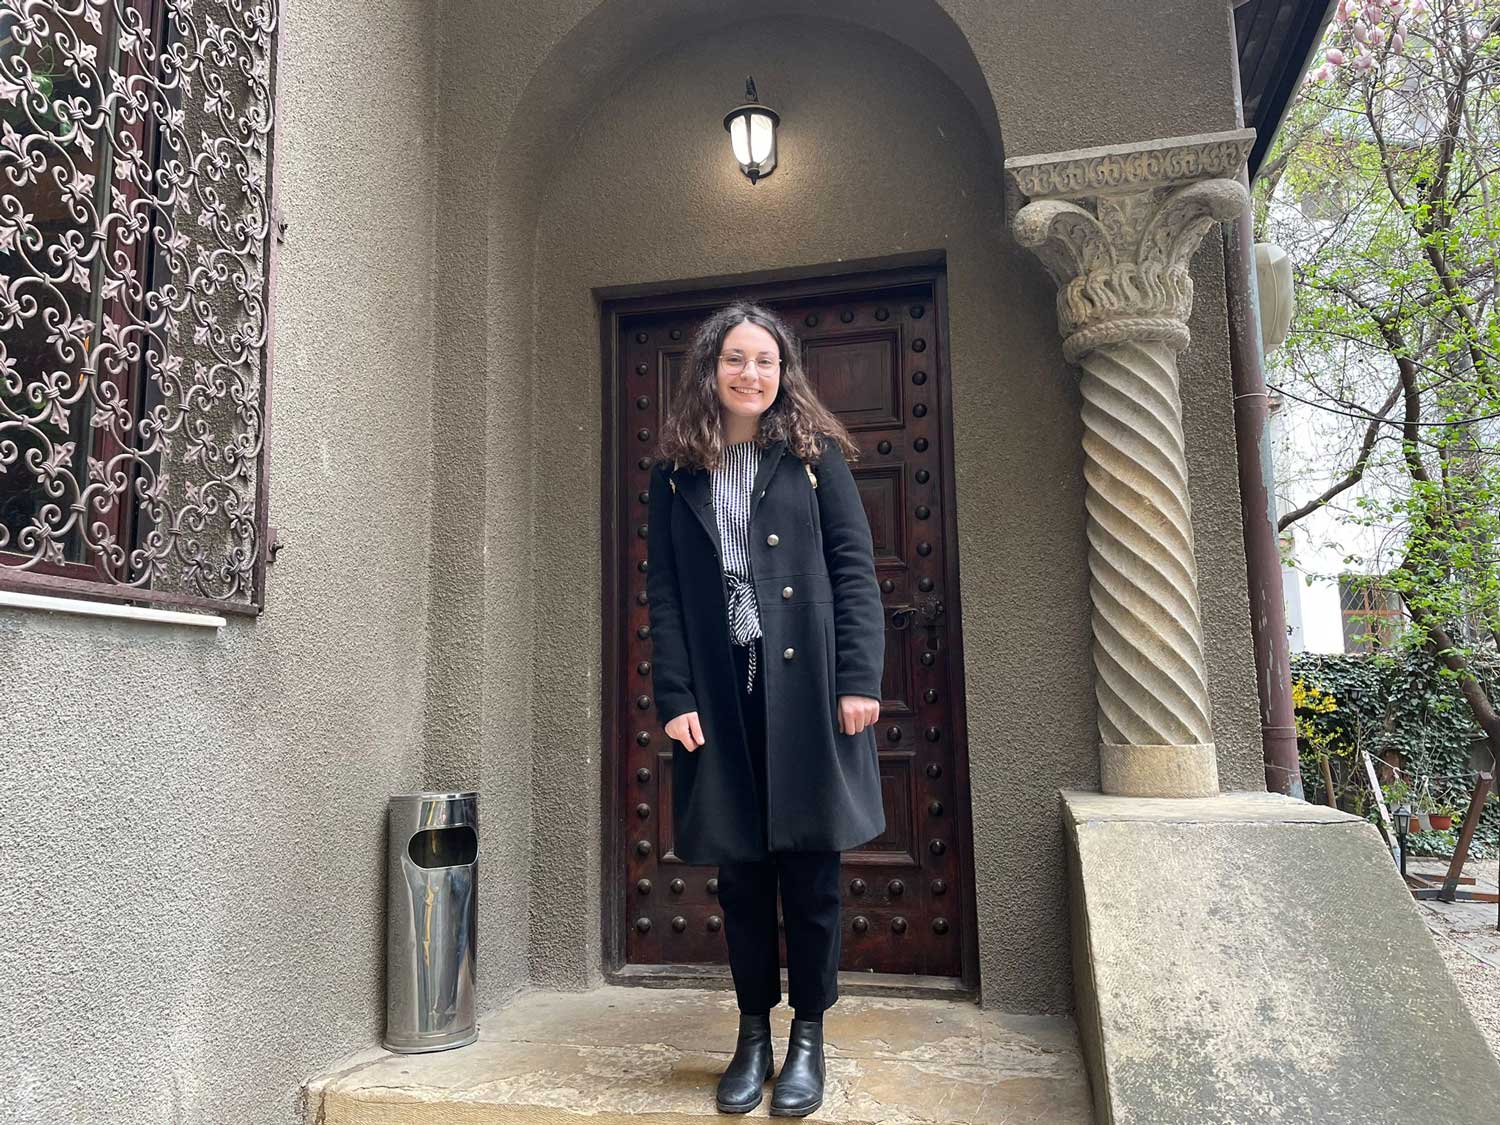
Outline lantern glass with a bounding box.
[749,111,774,163]
[1394,803,1411,836]
[729,114,751,166]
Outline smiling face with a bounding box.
[714,319,782,431]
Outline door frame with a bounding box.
[598,257,980,996]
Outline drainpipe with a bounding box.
[1223,176,1302,798]
[1225,15,1305,799]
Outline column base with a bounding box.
[1099,742,1218,797]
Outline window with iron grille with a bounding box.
[0,0,278,614]
[1338,573,1404,654]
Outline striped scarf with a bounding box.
[711,440,764,692]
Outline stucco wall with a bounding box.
[427,0,1262,1015]
[0,3,440,1122]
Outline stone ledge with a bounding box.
[1063,789,1500,1124]
[1063,789,1361,826]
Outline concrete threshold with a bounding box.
[305,986,1094,1124]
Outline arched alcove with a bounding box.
[423,0,1259,1016]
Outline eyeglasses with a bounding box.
[718,353,782,376]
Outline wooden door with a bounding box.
[604,267,974,985]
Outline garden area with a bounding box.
[1294,647,1500,1057]
[1294,649,1500,859]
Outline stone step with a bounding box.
[305,986,1093,1124]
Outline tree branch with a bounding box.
[1278,379,1401,531]
[1409,13,1500,389]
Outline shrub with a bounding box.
[1292,649,1499,857]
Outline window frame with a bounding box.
[0,0,281,616]
[1338,573,1404,654]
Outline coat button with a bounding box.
[766,533,780,546]
[782,586,793,599]
[783,647,796,660]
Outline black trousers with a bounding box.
[719,637,842,1015]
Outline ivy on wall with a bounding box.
[1293,650,1499,857]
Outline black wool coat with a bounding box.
[646,436,887,864]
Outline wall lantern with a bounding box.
[724,76,779,184]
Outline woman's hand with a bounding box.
[838,695,880,736]
[665,710,706,751]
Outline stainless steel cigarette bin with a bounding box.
[384,791,478,1053]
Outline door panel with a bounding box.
[609,273,969,980]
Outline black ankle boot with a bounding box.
[715,1012,775,1114]
[770,1017,824,1116]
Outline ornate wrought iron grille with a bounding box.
[0,0,278,612]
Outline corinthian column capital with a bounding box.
[1007,130,1254,364]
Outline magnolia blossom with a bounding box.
[1314,0,1440,82]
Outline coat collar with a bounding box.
[672,438,789,557]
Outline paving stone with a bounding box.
[1410,856,1500,1061]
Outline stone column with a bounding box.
[1005,130,1255,798]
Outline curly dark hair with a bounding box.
[655,300,859,470]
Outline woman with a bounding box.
[645,300,887,1116]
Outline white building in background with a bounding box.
[1260,173,1416,656]
[1268,389,1406,655]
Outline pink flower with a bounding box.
[1354,21,1370,43]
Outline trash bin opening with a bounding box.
[407,825,478,868]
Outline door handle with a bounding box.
[888,597,944,650]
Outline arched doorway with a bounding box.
[517,10,1005,994]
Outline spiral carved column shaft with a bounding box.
[1006,130,1255,797]
[1080,339,1216,794]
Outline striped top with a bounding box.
[711,440,764,668]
